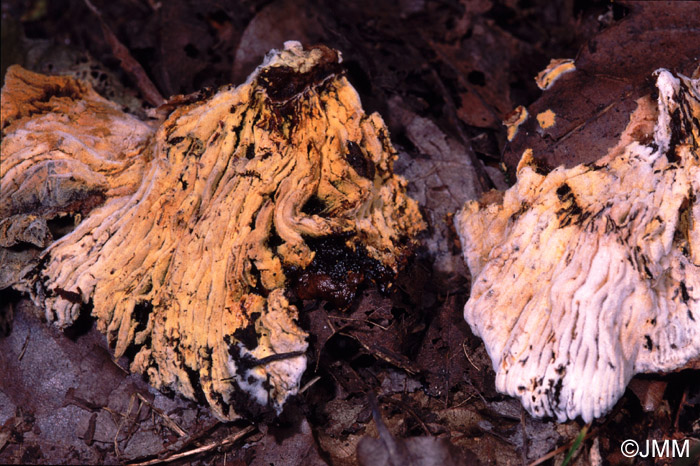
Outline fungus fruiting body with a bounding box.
[456,69,699,422]
[0,42,424,420]
[535,58,576,91]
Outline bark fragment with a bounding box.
[0,41,424,421]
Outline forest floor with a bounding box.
[1,1,699,465]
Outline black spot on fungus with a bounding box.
[178,173,188,190]
[133,300,153,333]
[344,141,375,180]
[680,281,690,303]
[183,365,207,405]
[233,320,259,350]
[552,378,563,406]
[245,145,255,160]
[301,195,328,216]
[556,183,572,200]
[256,46,342,102]
[644,335,653,350]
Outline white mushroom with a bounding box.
[455,69,700,422]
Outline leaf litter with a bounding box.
[1,1,699,465]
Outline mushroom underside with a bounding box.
[456,69,700,422]
[0,42,424,421]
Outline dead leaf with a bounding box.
[232,0,325,83]
[356,393,478,466]
[503,0,700,174]
[249,418,326,466]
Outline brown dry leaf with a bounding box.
[356,394,479,466]
[627,379,668,413]
[416,295,495,402]
[390,97,483,284]
[249,418,326,466]
[503,0,700,174]
[429,22,523,129]
[232,0,325,83]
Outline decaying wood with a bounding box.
[455,69,700,422]
[0,42,424,421]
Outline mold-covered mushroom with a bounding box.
[455,69,699,422]
[0,41,424,421]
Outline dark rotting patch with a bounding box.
[256,45,342,103]
[286,235,394,309]
[233,319,260,350]
[344,141,376,180]
[133,300,153,333]
[301,195,328,216]
[63,299,95,340]
[183,364,208,405]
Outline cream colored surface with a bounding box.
[536,109,556,129]
[504,105,529,142]
[456,70,700,422]
[535,58,576,90]
[0,42,424,420]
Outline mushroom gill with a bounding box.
[455,69,699,422]
[0,41,424,421]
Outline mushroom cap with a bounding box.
[455,70,700,422]
[0,41,424,420]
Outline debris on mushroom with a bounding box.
[455,69,699,422]
[504,105,529,142]
[0,41,424,421]
[535,109,556,130]
[535,58,576,91]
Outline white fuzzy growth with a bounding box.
[456,70,700,422]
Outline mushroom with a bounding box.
[455,69,699,422]
[535,58,576,91]
[0,41,424,420]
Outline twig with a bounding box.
[135,393,187,437]
[82,0,165,107]
[114,393,138,459]
[673,384,689,432]
[461,341,480,371]
[529,424,594,466]
[327,315,389,330]
[450,393,476,409]
[299,376,321,394]
[18,332,30,361]
[126,425,255,466]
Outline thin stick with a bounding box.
[18,332,30,361]
[135,393,187,437]
[299,376,321,394]
[126,425,255,466]
[82,0,165,107]
[462,341,480,371]
[529,424,594,466]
